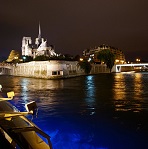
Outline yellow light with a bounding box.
[115,59,119,62]
[136,58,140,62]
[14,56,18,59]
[80,58,83,61]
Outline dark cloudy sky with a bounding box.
[0,0,148,61]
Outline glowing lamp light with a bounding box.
[115,59,119,63]
[88,58,91,62]
[14,56,18,59]
[136,58,140,62]
[120,60,124,64]
[23,56,26,60]
[23,56,26,62]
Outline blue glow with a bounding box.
[2,74,147,149]
[84,76,96,115]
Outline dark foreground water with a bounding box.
[0,72,148,149]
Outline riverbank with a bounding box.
[11,60,110,79]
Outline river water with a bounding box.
[0,73,148,149]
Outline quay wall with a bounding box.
[90,64,110,74]
[12,61,83,79]
[11,61,110,79]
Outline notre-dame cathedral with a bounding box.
[21,24,57,58]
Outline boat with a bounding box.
[0,86,52,149]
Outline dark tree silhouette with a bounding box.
[97,49,115,72]
[78,59,92,74]
[33,55,49,61]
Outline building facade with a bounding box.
[83,44,126,64]
[22,24,57,59]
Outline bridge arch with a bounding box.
[0,67,11,75]
[0,63,13,75]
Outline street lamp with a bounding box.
[136,58,140,63]
[23,56,26,62]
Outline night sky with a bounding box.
[0,0,148,61]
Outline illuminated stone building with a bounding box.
[83,44,126,64]
[22,24,57,58]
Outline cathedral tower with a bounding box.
[38,23,41,39]
[35,23,42,46]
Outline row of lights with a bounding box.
[80,57,141,64]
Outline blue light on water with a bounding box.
[34,125,108,149]
[9,99,107,149]
[2,74,148,149]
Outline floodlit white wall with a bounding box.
[12,60,84,79]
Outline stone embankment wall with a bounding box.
[11,61,110,79]
[12,61,84,79]
[90,64,110,74]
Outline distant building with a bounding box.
[22,24,57,59]
[83,44,126,64]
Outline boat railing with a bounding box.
[0,85,52,149]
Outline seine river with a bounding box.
[0,73,148,149]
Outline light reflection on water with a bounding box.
[0,73,148,149]
[113,73,147,112]
[84,76,96,115]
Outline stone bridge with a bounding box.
[0,63,13,75]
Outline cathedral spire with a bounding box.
[38,22,41,39]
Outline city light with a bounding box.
[120,60,124,64]
[115,59,119,63]
[23,56,26,62]
[14,56,18,59]
[136,58,140,62]
[88,58,91,62]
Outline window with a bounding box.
[52,71,57,75]
[58,71,60,75]
[52,71,63,76]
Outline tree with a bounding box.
[74,55,80,61]
[34,55,49,61]
[97,49,115,72]
[22,56,33,62]
[78,59,92,74]
[6,50,20,63]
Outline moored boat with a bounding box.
[0,86,52,149]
